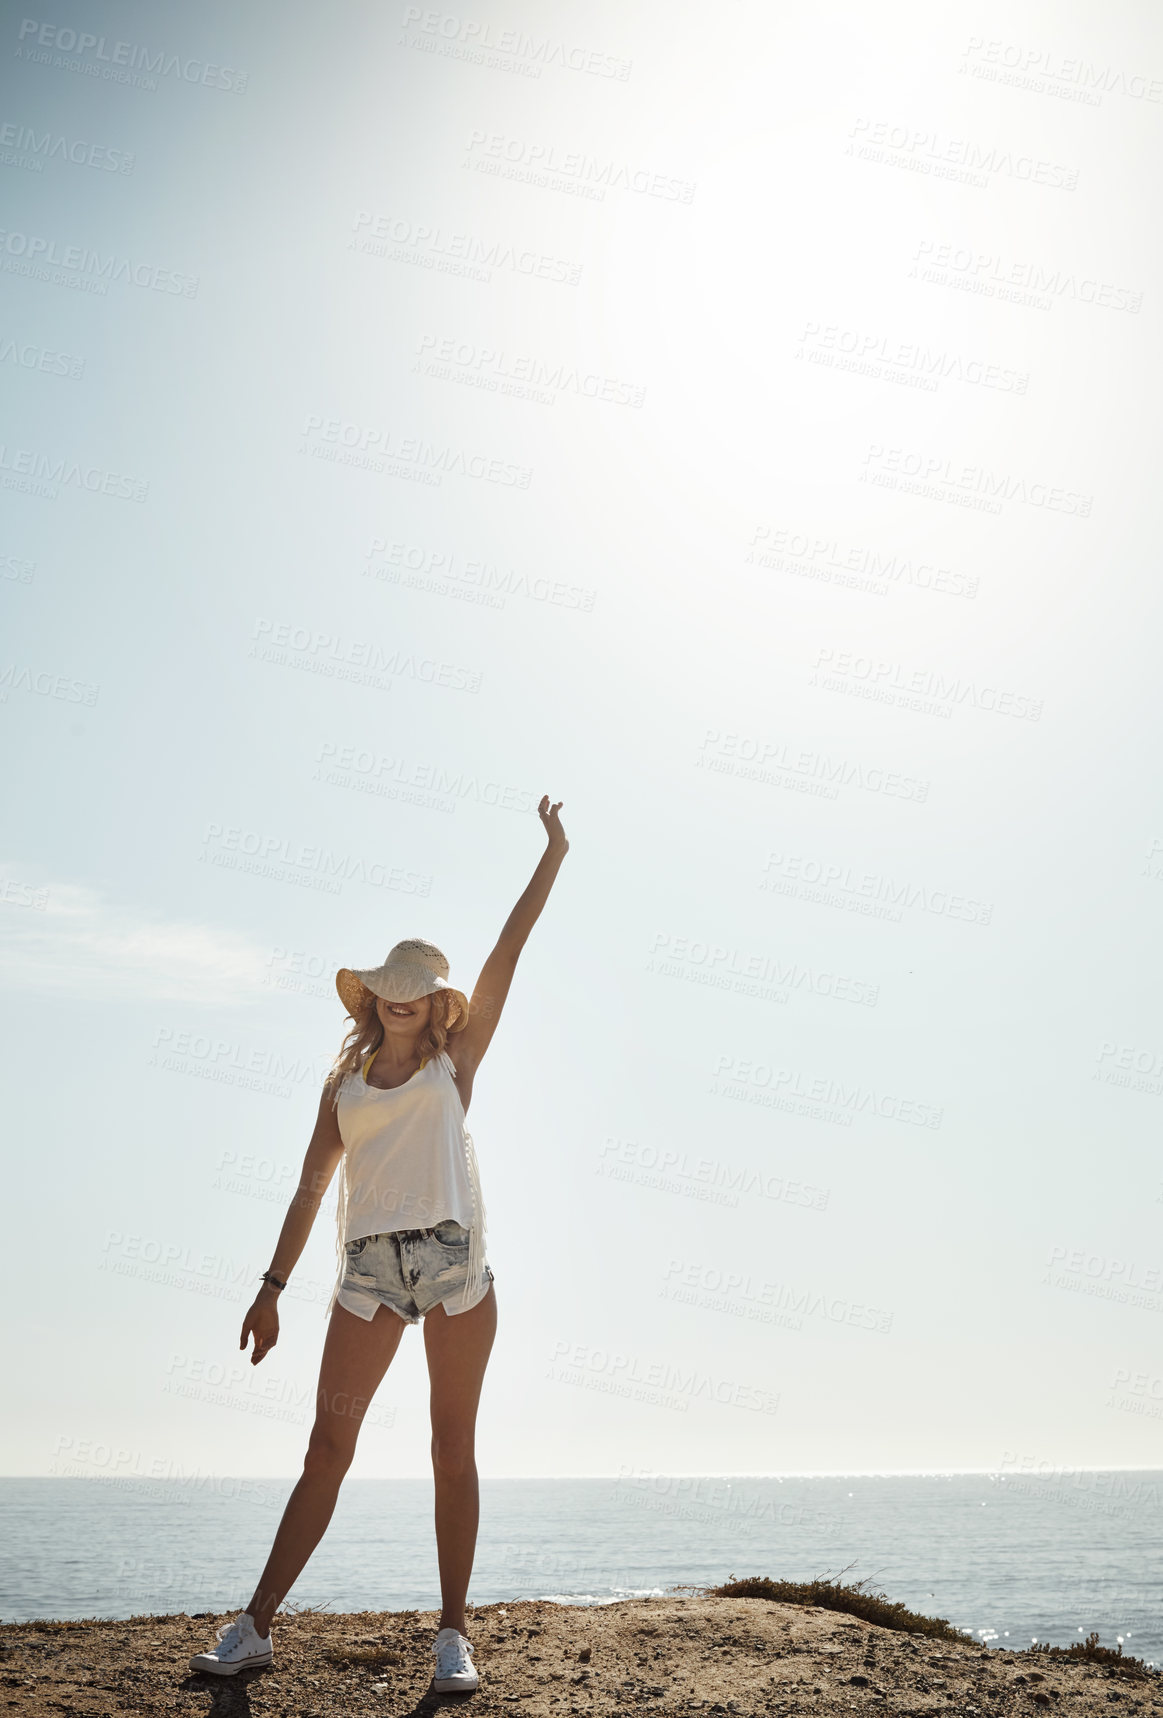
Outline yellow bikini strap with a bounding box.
[361,1050,428,1082]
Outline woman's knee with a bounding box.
[430,1431,476,1479]
[303,1419,358,1479]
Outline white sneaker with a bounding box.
[432,1626,479,1692]
[189,1611,273,1675]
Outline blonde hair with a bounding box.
[327,987,461,1103]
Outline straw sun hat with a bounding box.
[335,938,470,1030]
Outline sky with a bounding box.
[2,0,1163,1482]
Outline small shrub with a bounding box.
[701,1572,970,1644]
[1025,1632,1152,1679]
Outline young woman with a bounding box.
[189,797,569,1692]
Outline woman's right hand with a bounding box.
[240,1287,280,1365]
[538,794,568,850]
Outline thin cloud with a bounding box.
[0,872,280,1005]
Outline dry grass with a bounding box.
[1025,1630,1151,1679]
[320,1643,404,1668]
[700,1571,971,1643]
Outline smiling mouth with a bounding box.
[386,1003,414,1016]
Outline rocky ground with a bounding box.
[1,1594,1158,1716]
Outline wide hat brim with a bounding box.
[336,962,469,1030]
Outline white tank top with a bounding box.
[325,1048,487,1317]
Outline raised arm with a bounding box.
[454,795,569,1077]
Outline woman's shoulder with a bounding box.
[330,1066,363,1100]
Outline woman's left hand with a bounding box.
[538,794,568,850]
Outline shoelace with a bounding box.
[214,1619,254,1654]
[433,1634,474,1677]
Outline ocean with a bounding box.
[2,1473,1158,1664]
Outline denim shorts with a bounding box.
[335,1219,494,1325]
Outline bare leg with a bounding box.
[423,1283,498,1634]
[244,1302,406,1637]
